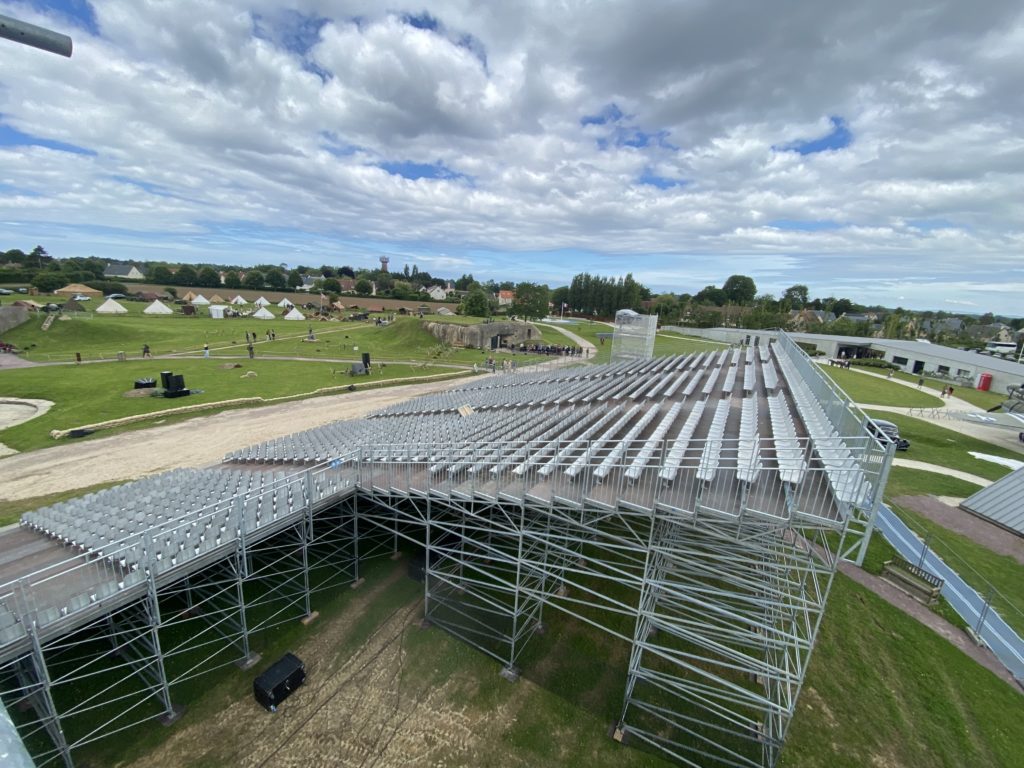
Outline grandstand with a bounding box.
[0,332,893,768]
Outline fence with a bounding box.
[876,503,1024,681]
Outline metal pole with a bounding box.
[0,13,73,57]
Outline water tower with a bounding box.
[379,256,390,273]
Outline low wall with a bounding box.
[0,305,29,335]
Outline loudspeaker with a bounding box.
[361,352,371,368]
[160,371,173,389]
[171,374,185,391]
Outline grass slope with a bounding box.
[887,370,1007,410]
[883,469,1024,637]
[4,313,547,366]
[782,575,1021,768]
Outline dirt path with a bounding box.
[0,376,473,502]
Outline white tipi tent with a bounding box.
[191,294,210,305]
[231,295,248,305]
[143,299,172,315]
[277,297,294,308]
[95,298,128,315]
[283,307,306,321]
[254,296,271,307]
[252,306,275,320]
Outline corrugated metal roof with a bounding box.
[960,467,1024,537]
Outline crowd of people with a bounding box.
[516,343,588,357]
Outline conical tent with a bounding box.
[181,291,197,302]
[252,306,275,319]
[191,294,210,305]
[95,298,128,314]
[143,299,172,315]
[283,307,305,320]
[254,296,271,307]
[231,295,248,305]
[277,297,294,308]
[209,294,225,304]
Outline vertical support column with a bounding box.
[142,534,183,725]
[24,624,73,768]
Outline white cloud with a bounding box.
[0,1,1022,312]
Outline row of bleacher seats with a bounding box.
[21,468,319,572]
[774,350,871,506]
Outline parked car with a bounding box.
[0,288,12,295]
[17,287,27,293]
[105,293,127,299]
[72,294,92,301]
[868,418,910,451]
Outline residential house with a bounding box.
[787,309,835,330]
[497,290,515,306]
[424,285,448,301]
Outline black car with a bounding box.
[868,418,910,451]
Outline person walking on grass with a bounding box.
[247,342,255,359]
[203,343,210,359]
[142,344,151,359]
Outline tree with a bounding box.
[694,285,727,306]
[223,270,241,289]
[454,273,475,291]
[722,275,757,305]
[782,284,809,309]
[243,270,264,289]
[287,269,303,289]
[264,268,286,290]
[197,267,221,288]
[148,265,170,284]
[354,278,373,296]
[175,265,198,286]
[511,282,550,320]
[29,245,51,269]
[550,286,569,312]
[321,278,341,293]
[338,266,355,278]
[460,287,490,317]
[2,248,27,264]
[31,271,65,293]
[320,266,335,278]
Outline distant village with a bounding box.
[2,245,1022,358]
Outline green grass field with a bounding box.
[0,358,458,452]
[3,312,550,367]
[864,410,1020,482]
[887,370,1008,410]
[822,366,945,408]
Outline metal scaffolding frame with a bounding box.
[0,333,892,768]
[611,309,658,362]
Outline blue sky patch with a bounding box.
[0,123,95,155]
[768,219,841,231]
[638,169,684,189]
[776,116,852,155]
[379,161,466,182]
[42,0,99,36]
[581,103,625,126]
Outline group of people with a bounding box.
[518,343,588,357]
[940,385,956,398]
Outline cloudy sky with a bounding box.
[1,1,1022,313]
